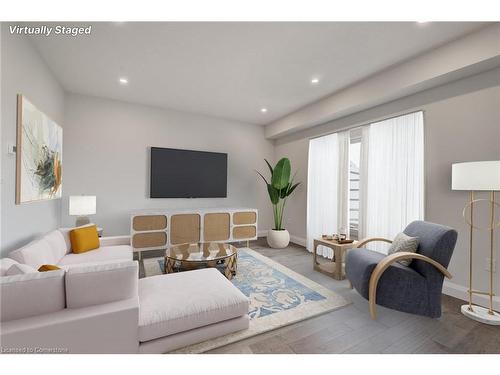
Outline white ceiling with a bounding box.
[29,22,487,125]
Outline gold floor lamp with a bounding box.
[452,160,500,325]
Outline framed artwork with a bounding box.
[16,95,63,204]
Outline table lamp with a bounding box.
[452,161,500,325]
[69,195,96,227]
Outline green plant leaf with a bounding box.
[258,157,300,230]
[264,159,274,177]
[255,170,269,185]
[267,184,280,204]
[285,182,300,197]
[271,158,291,189]
[280,182,291,198]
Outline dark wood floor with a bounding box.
[137,239,500,354]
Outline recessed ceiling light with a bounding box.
[119,77,128,85]
[260,108,268,113]
[311,78,320,84]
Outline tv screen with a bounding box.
[150,147,227,198]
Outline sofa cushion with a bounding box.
[58,245,133,268]
[65,261,138,309]
[138,268,249,342]
[5,263,38,276]
[8,237,60,269]
[0,270,66,322]
[1,258,19,276]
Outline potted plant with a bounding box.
[256,158,300,248]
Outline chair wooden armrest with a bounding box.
[368,252,452,319]
[356,237,393,248]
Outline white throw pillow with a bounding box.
[388,232,419,266]
[8,238,55,269]
[44,230,69,262]
[5,263,38,276]
[0,258,19,276]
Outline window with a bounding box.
[307,111,424,255]
[348,130,361,240]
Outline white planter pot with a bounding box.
[267,229,290,249]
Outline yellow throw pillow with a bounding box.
[38,264,61,272]
[70,225,100,254]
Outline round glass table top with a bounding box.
[165,242,237,262]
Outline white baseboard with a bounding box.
[257,230,267,238]
[443,280,500,311]
[289,235,307,247]
[257,230,307,247]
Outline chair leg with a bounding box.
[369,284,378,319]
[369,299,377,320]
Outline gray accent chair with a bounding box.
[345,221,457,319]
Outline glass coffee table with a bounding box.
[164,242,238,279]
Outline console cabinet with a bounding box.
[131,208,258,259]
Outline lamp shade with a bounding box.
[69,196,96,216]
[452,161,500,191]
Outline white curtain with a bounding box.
[307,131,349,258]
[358,125,370,239]
[362,111,425,252]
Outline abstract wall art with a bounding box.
[16,95,62,204]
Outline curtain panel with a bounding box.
[307,131,350,258]
[362,111,425,252]
[307,133,339,258]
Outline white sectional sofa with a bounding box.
[1,261,140,353]
[6,227,132,271]
[0,227,250,353]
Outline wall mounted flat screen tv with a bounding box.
[150,147,228,198]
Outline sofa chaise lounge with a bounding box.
[0,227,250,353]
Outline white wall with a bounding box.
[1,26,65,256]
[62,93,275,235]
[275,68,500,307]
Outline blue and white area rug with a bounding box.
[143,248,350,353]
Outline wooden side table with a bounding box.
[313,238,358,280]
